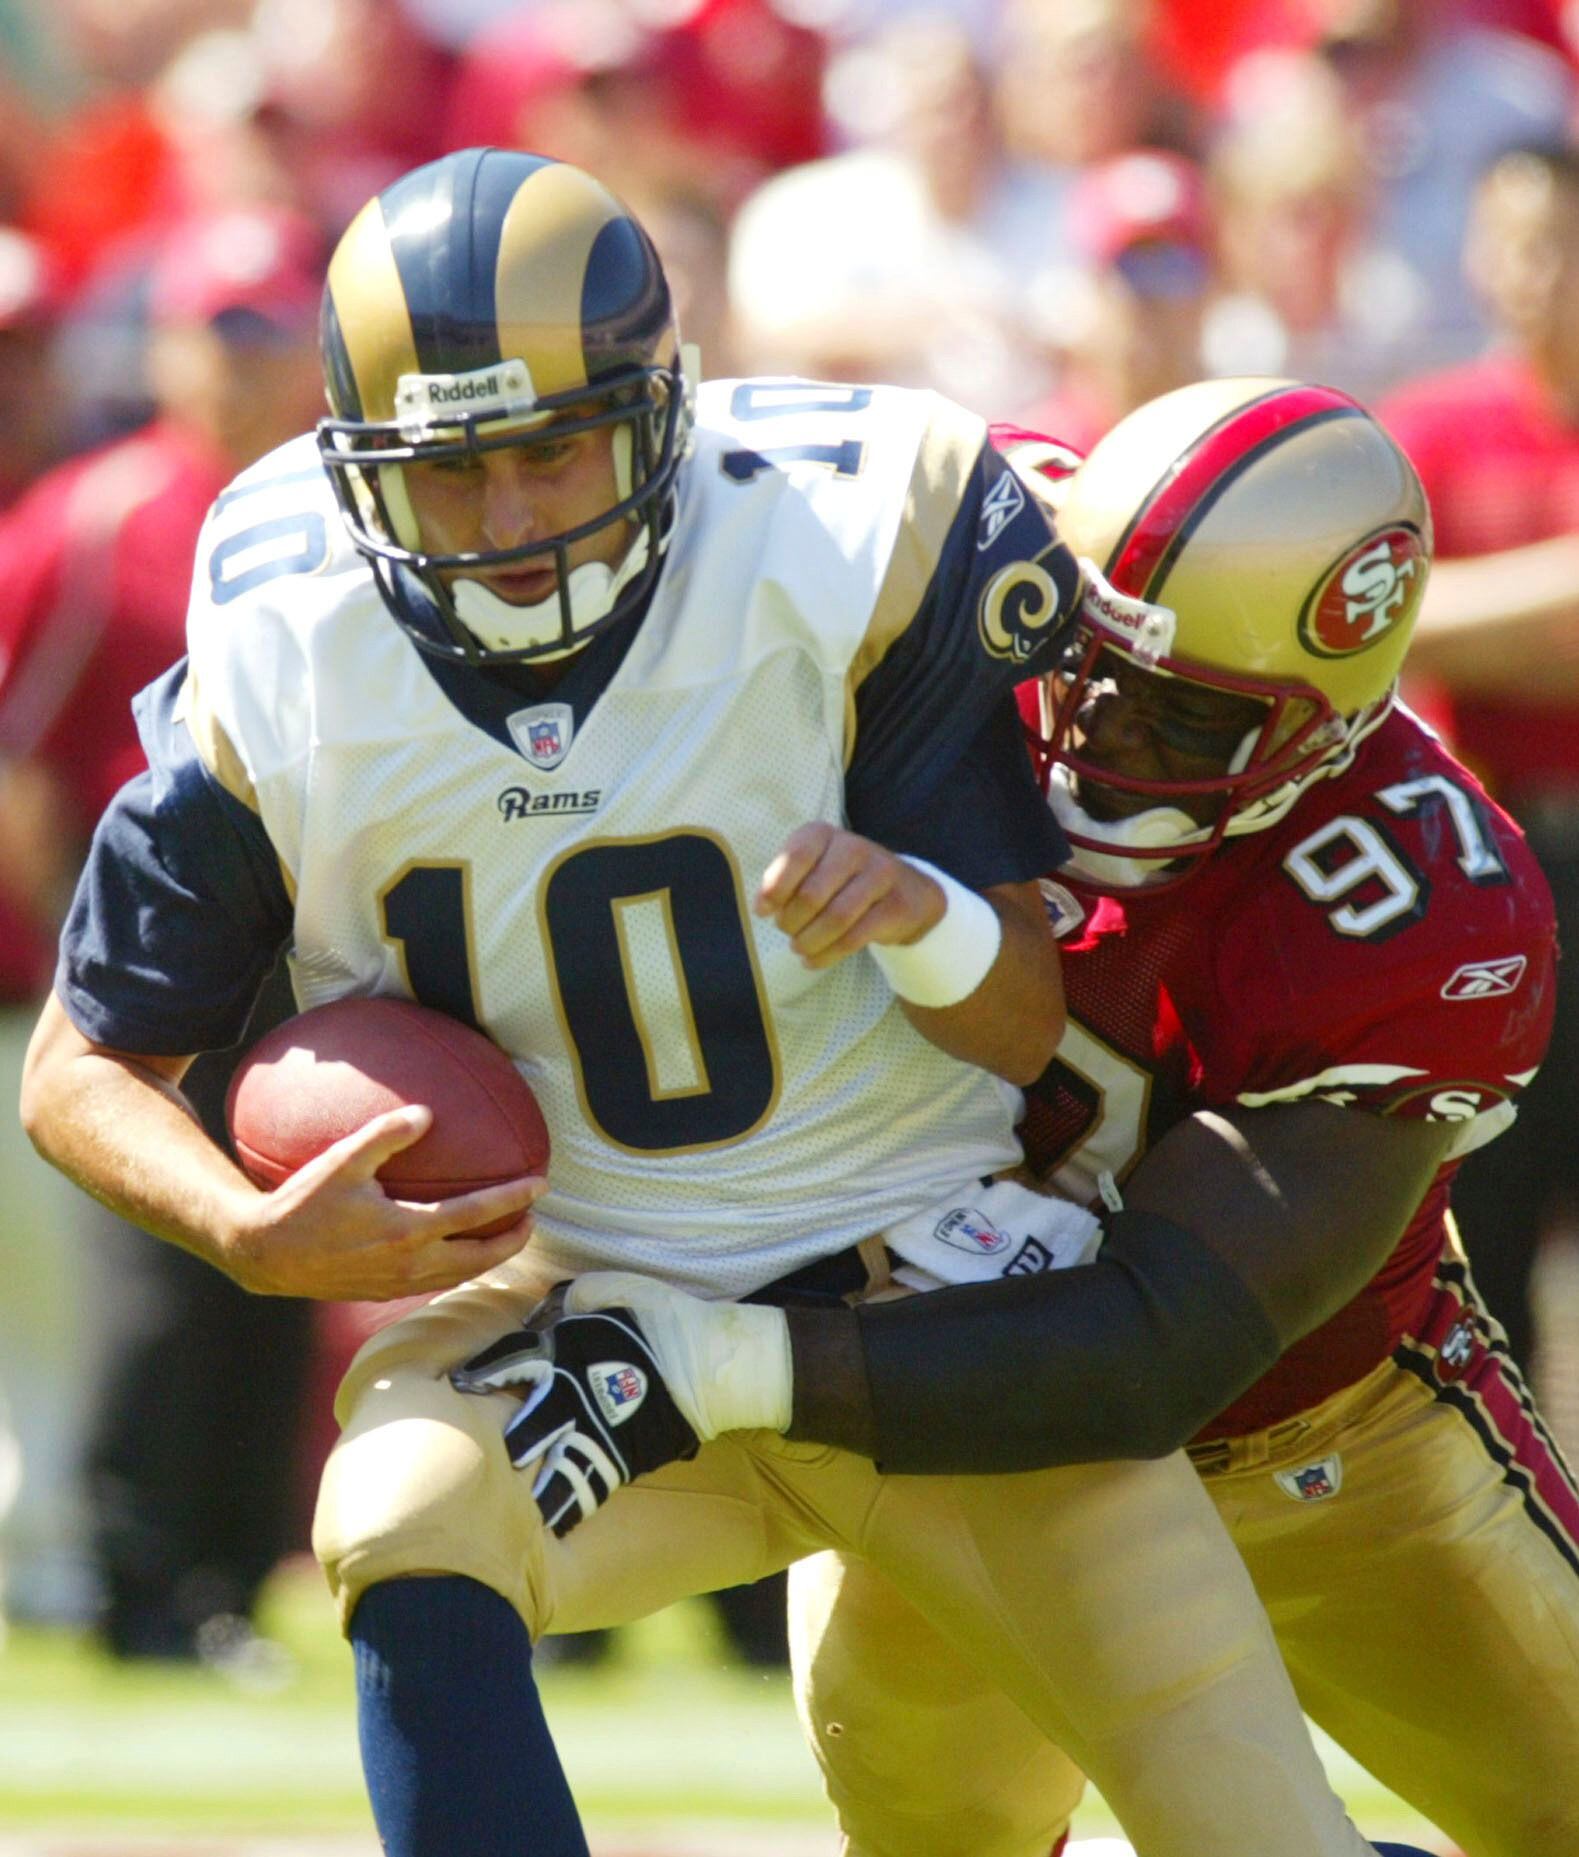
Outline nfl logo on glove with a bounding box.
[592,1362,649,1425]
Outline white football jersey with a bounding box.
[180,382,1040,1296]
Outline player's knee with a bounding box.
[799,1624,1080,1850]
[312,1355,544,1636]
[807,1701,1079,1857]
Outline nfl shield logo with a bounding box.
[507,702,574,771]
[1274,1454,1343,1503]
[590,1359,648,1427]
[1436,1317,1478,1381]
[1037,879,1086,939]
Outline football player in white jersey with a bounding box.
[25,150,1394,1857]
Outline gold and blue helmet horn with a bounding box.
[317,147,689,665]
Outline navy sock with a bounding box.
[351,1575,589,1857]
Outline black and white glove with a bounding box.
[452,1285,701,1536]
[451,1273,793,1537]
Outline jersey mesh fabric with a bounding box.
[285,685,1024,1300]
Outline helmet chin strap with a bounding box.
[451,526,652,658]
[1046,765,1208,889]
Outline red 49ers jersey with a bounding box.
[1019,700,1557,1437]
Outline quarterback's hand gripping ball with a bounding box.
[226,995,550,1235]
[452,1286,701,1537]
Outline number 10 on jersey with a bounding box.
[381,834,781,1155]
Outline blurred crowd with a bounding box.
[3,0,1579,1678]
[4,0,1579,446]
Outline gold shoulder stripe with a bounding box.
[326,199,419,421]
[175,669,255,812]
[175,672,298,903]
[844,397,987,766]
[495,165,621,399]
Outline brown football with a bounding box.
[225,996,549,1234]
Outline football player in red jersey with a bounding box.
[532,379,1578,1855]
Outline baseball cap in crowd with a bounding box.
[148,207,324,340]
[0,227,60,331]
[1066,149,1213,295]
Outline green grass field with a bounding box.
[0,1559,1451,1854]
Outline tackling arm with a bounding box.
[794,1099,1456,1470]
[539,1098,1455,1491]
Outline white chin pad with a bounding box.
[1047,767,1206,888]
[452,527,651,657]
[1227,724,1262,777]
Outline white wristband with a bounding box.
[869,856,1003,1009]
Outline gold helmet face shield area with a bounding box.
[1039,377,1432,891]
[316,148,691,666]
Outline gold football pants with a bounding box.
[313,1257,1376,1857]
[793,1283,1579,1857]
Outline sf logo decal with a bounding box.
[1300,525,1426,658]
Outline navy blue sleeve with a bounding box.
[845,438,1077,858]
[875,695,1065,888]
[55,661,294,1056]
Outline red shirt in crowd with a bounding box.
[1381,350,1579,798]
[0,418,225,999]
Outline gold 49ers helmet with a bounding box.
[1035,377,1432,887]
[318,147,690,664]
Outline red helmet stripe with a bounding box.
[1106,384,1363,599]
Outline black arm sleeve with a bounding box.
[855,1210,1282,1473]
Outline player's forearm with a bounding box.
[564,1216,1275,1473]
[784,1213,1281,1471]
[782,1303,878,1458]
[20,994,259,1279]
[898,884,1064,1084]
